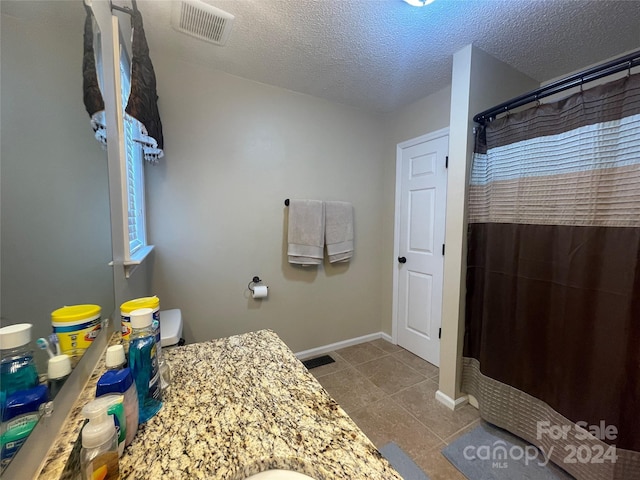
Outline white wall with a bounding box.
[145,55,388,351]
[439,45,539,402]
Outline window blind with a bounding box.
[120,47,145,256]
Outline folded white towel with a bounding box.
[287,200,325,266]
[325,201,354,263]
[287,255,322,266]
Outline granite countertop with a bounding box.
[44,329,402,480]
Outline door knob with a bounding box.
[398,256,407,264]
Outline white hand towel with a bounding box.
[287,200,325,266]
[325,201,354,263]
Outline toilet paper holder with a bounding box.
[248,276,264,293]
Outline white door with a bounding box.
[395,132,448,366]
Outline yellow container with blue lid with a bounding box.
[120,296,160,350]
[51,304,102,360]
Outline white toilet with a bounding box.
[160,309,184,348]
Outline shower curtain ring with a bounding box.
[628,61,632,78]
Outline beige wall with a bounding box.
[379,86,452,335]
[133,41,637,362]
[145,55,389,351]
[439,45,539,402]
[145,51,454,348]
[541,47,640,102]
[385,86,452,147]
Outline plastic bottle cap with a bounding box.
[48,354,72,380]
[105,345,126,368]
[96,368,134,396]
[81,399,116,449]
[0,323,32,350]
[1,385,48,422]
[129,308,153,329]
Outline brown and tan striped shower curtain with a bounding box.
[462,73,640,480]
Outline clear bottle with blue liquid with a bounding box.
[0,324,42,467]
[128,308,162,423]
[0,324,40,410]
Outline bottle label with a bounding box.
[0,413,39,460]
[1,435,29,460]
[121,316,132,341]
[84,451,120,480]
[148,343,161,401]
[5,412,39,432]
[152,311,161,358]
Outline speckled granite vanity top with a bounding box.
[41,330,402,480]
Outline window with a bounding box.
[119,46,148,261]
[95,29,153,277]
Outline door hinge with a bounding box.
[445,156,449,169]
[442,244,445,255]
[439,328,442,339]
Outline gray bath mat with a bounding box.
[380,442,430,480]
[442,421,575,479]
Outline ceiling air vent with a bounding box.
[171,0,235,46]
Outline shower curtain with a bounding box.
[463,73,640,480]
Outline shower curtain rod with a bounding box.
[111,4,132,15]
[110,0,137,15]
[473,49,640,125]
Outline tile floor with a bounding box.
[310,338,480,480]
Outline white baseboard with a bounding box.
[435,390,469,411]
[380,332,393,344]
[295,331,391,360]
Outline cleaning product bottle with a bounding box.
[128,308,162,423]
[96,345,138,447]
[80,399,120,480]
[51,304,102,365]
[0,385,48,465]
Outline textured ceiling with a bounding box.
[4,0,640,113]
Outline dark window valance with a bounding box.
[82,5,106,147]
[125,5,164,164]
[82,3,164,164]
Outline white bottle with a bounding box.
[105,345,126,370]
[80,399,120,480]
[47,354,71,398]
